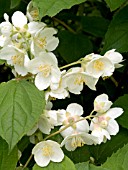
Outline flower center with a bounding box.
[30,9,39,20]
[98,116,108,128]
[71,136,85,148]
[38,64,51,77]
[74,75,85,85]
[36,37,46,49]
[42,145,54,157]
[93,60,104,71]
[12,55,24,66]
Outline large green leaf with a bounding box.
[57,30,93,63]
[102,143,128,170]
[113,94,128,129]
[0,80,45,151]
[10,0,21,9]
[102,5,128,53]
[0,137,18,170]
[89,127,128,165]
[80,16,110,37]
[32,0,87,18]
[105,0,126,11]
[75,162,108,170]
[33,156,76,170]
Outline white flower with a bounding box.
[0,35,11,47]
[61,132,96,151]
[45,70,69,99]
[104,49,123,68]
[32,140,64,167]
[85,55,114,78]
[31,27,59,55]
[0,45,29,76]
[26,1,39,21]
[27,52,61,90]
[63,67,98,94]
[0,14,12,36]
[28,21,46,35]
[94,94,112,113]
[90,107,123,144]
[27,112,54,136]
[12,11,27,28]
[59,103,90,138]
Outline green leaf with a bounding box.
[57,30,93,63]
[63,145,91,164]
[0,59,5,65]
[0,0,11,18]
[105,0,126,11]
[32,0,87,18]
[0,137,18,170]
[102,143,128,170]
[80,16,110,37]
[0,80,45,151]
[89,127,128,165]
[102,5,128,53]
[113,94,128,129]
[75,162,108,170]
[16,167,29,170]
[33,156,76,170]
[10,0,21,9]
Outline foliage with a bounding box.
[0,0,128,170]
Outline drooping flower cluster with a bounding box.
[31,94,123,167]
[0,1,124,168]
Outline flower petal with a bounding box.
[107,119,119,135]
[35,73,51,90]
[66,103,83,116]
[12,11,27,28]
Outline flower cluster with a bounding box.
[30,94,123,167]
[0,1,124,168]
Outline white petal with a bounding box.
[12,11,27,28]
[46,37,59,51]
[14,64,28,76]
[107,119,119,135]
[104,49,123,64]
[50,146,64,163]
[28,21,46,35]
[37,27,57,39]
[39,52,58,65]
[35,73,51,90]
[61,136,76,151]
[66,103,83,116]
[4,13,9,22]
[38,115,52,134]
[76,119,89,133]
[83,73,98,90]
[34,151,50,167]
[106,108,123,119]
[51,67,61,84]
[60,126,74,138]
[0,46,16,60]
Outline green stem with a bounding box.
[22,154,33,170]
[53,17,76,34]
[44,114,94,141]
[59,59,82,70]
[110,76,118,87]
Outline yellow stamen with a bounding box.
[38,64,51,77]
[93,60,104,71]
[42,145,54,157]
